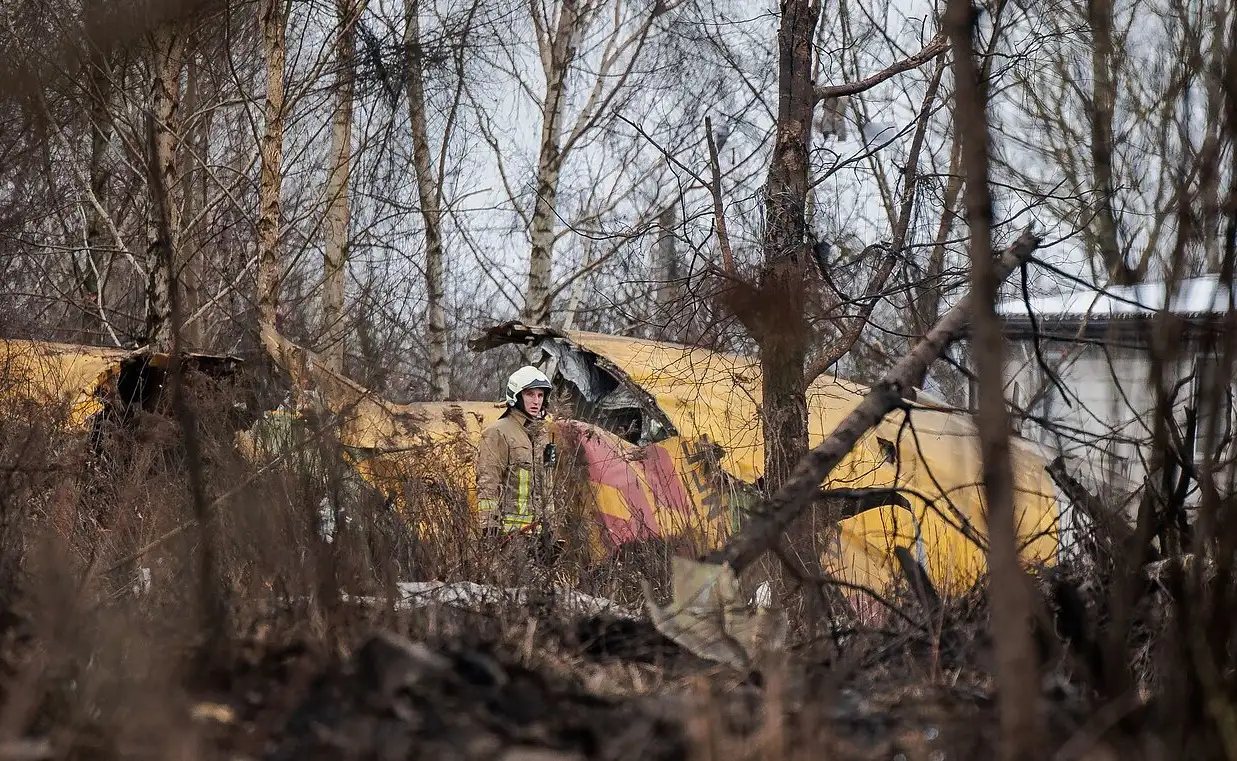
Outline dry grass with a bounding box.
[0,373,1229,761]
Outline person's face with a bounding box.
[521,388,546,417]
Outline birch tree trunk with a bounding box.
[180,51,204,349]
[523,0,582,325]
[82,8,113,341]
[257,0,287,330]
[405,0,450,399]
[85,29,113,268]
[322,0,364,373]
[146,21,184,352]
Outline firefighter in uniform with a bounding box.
[475,365,559,571]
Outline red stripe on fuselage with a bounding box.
[573,426,661,546]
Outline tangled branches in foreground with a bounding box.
[0,391,1226,761]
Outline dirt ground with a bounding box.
[193,610,1003,761]
[70,592,1110,761]
[0,541,1207,761]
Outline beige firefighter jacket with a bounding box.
[475,408,551,532]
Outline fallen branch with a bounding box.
[814,32,947,102]
[704,227,1042,573]
[704,115,736,276]
[1044,456,1150,560]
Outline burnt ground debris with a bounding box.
[0,538,1213,761]
[178,611,1092,761]
[185,616,994,761]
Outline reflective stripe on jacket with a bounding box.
[475,409,547,532]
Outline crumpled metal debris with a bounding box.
[640,556,787,670]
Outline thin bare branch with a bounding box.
[814,31,947,103]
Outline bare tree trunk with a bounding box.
[146,21,183,352]
[755,0,819,491]
[257,0,287,330]
[405,0,450,399]
[180,51,204,349]
[523,0,581,325]
[654,204,680,339]
[323,0,364,373]
[144,108,228,672]
[947,0,1045,757]
[1198,3,1230,273]
[1088,0,1140,285]
[83,3,113,343]
[560,249,591,332]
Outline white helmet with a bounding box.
[504,365,553,408]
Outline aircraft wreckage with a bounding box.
[250,321,1061,604]
[0,338,242,432]
[0,325,1061,611]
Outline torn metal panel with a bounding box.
[467,321,565,353]
[0,337,242,429]
[537,334,654,425]
[471,321,678,445]
[537,337,607,402]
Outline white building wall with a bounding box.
[1003,337,1155,519]
[1002,329,1237,531]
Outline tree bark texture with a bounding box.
[323,0,365,373]
[83,4,113,342]
[947,0,1046,757]
[145,73,228,674]
[145,21,183,351]
[257,0,287,331]
[523,0,581,325]
[85,28,113,269]
[1087,0,1140,285]
[756,0,819,491]
[405,0,450,399]
[179,52,205,349]
[1198,4,1230,273]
